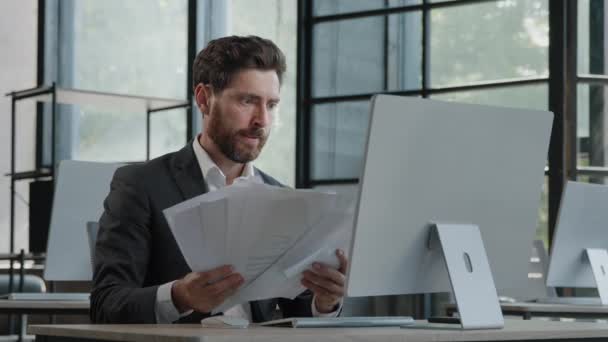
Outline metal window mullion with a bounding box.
[36,0,46,170]
[309,77,549,104]
[548,0,577,248]
[421,0,429,98]
[312,0,498,23]
[310,178,359,186]
[576,167,608,178]
[10,97,16,254]
[566,1,578,184]
[51,83,56,177]
[578,75,608,84]
[187,0,196,141]
[383,0,389,91]
[587,0,606,180]
[296,0,313,189]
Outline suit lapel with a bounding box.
[169,141,209,200]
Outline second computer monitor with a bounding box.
[546,181,608,289]
[346,95,553,298]
[44,160,122,281]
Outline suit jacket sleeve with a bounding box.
[90,166,158,323]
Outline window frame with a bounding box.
[296,0,588,247]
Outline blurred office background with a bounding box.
[1,0,607,320]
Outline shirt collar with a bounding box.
[192,135,256,185]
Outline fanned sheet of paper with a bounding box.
[163,183,353,313]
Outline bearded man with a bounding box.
[90,35,347,324]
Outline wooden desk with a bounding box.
[28,319,608,342]
[0,300,89,315]
[446,302,608,320]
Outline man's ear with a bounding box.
[194,83,212,115]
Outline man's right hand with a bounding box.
[171,265,244,314]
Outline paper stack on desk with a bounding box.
[163,182,353,313]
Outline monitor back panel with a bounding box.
[546,181,608,288]
[44,161,121,281]
[346,95,553,297]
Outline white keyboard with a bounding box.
[260,316,414,328]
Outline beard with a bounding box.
[207,110,269,164]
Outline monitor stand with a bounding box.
[406,223,504,330]
[584,248,608,305]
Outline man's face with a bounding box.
[204,69,280,163]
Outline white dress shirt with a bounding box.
[155,137,341,323]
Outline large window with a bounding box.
[298,0,551,244]
[15,0,297,255]
[44,0,297,182]
[44,0,189,163]
[577,0,608,186]
[230,0,297,186]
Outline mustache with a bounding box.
[239,127,267,138]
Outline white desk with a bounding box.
[29,319,608,342]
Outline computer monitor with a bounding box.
[546,181,608,304]
[345,95,553,329]
[44,161,122,281]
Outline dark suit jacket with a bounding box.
[90,142,313,323]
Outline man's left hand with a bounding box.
[301,249,348,314]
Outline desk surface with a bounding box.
[446,302,608,319]
[500,302,608,314]
[28,319,608,342]
[0,299,89,315]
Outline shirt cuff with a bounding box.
[155,280,193,323]
[311,294,343,317]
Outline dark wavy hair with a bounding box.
[192,35,287,93]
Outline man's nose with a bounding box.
[253,104,271,127]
